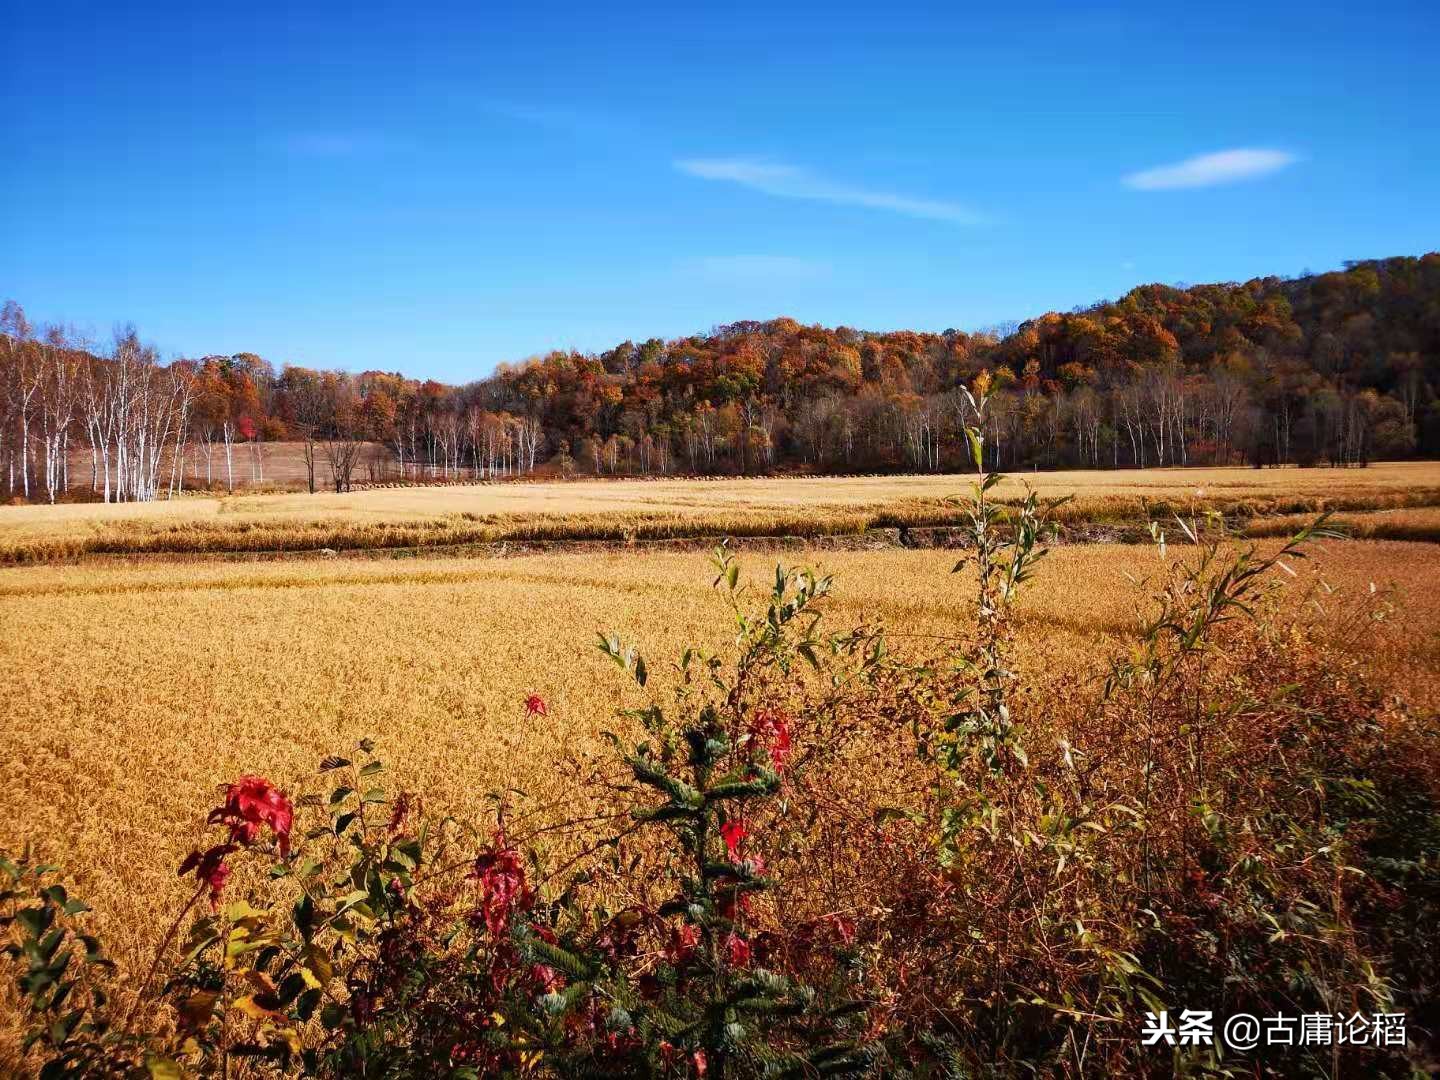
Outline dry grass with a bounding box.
[1245,504,1440,543]
[0,536,1436,992]
[3,462,1439,562]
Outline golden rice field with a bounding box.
[3,461,1440,561]
[2,467,1440,1059]
[1,536,1437,991]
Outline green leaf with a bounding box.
[966,427,984,471]
[521,935,597,982]
[873,806,924,826]
[40,885,68,907]
[16,905,51,938]
[295,987,321,1022]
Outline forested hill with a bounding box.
[3,253,1439,500]
[488,252,1440,473]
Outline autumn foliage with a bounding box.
[3,254,1440,506]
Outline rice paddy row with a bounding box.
[3,463,1439,563]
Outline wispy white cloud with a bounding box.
[675,158,985,224]
[1122,148,1298,190]
[484,102,582,127]
[684,255,832,283]
[482,102,628,140]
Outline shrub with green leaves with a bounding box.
[0,854,150,1079]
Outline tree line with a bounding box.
[3,253,1438,502]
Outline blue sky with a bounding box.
[3,0,1436,380]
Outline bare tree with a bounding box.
[3,307,42,499]
[319,374,363,492]
[515,414,544,473]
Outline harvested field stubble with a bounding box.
[2,462,1439,562]
[0,538,1436,992]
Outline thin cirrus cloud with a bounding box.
[1122,148,1299,190]
[675,158,985,225]
[481,101,628,139]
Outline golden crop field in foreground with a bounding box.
[1,537,1437,988]
[3,461,1440,561]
